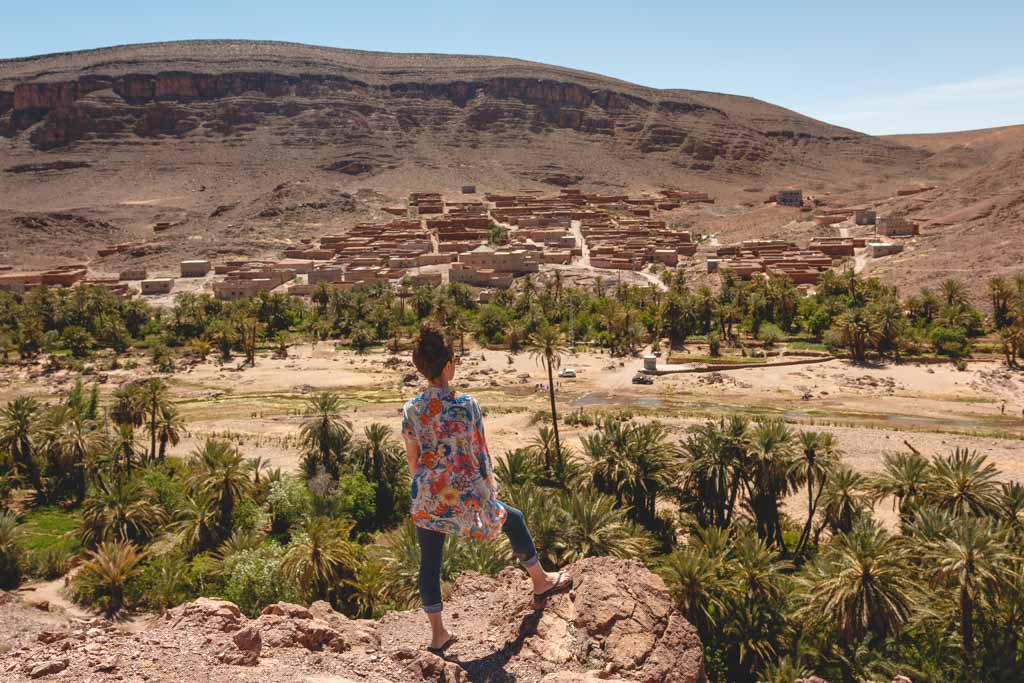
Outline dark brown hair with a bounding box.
[412,323,453,380]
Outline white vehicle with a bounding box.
[558,368,577,378]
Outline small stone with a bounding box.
[36,631,67,645]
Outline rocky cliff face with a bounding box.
[0,40,919,172]
[0,557,705,683]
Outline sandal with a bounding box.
[533,571,573,601]
[426,633,458,656]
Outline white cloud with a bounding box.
[807,69,1024,135]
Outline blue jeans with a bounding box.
[417,503,539,613]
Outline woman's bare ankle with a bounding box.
[430,628,452,648]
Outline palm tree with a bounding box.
[658,543,727,637]
[494,448,541,489]
[926,448,1002,518]
[619,421,676,528]
[798,522,914,650]
[529,426,582,489]
[247,456,269,488]
[0,397,42,491]
[870,451,931,522]
[988,276,1013,328]
[188,439,254,537]
[559,487,651,563]
[940,278,969,308]
[155,404,185,462]
[998,481,1024,535]
[299,392,352,479]
[790,431,841,557]
[109,383,143,427]
[833,309,881,364]
[821,465,872,535]
[922,515,1016,662]
[355,423,404,527]
[139,378,169,463]
[502,483,571,567]
[108,423,140,478]
[283,516,357,602]
[79,475,167,548]
[79,541,146,616]
[174,493,222,554]
[37,405,101,504]
[745,420,798,549]
[677,416,751,528]
[526,322,568,464]
[344,554,392,618]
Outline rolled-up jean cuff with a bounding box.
[423,602,443,614]
[520,554,540,568]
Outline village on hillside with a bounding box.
[0,184,926,304]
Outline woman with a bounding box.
[401,324,571,654]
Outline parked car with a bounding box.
[558,368,577,378]
[632,374,654,385]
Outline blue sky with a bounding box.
[3,0,1022,135]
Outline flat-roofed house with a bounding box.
[180,260,211,278]
[141,278,174,295]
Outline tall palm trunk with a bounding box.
[546,358,561,463]
[961,585,974,661]
[149,411,158,463]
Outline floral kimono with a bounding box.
[401,387,507,539]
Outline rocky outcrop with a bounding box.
[0,557,704,682]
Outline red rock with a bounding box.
[28,659,67,678]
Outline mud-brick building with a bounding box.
[180,260,211,278]
[855,209,877,226]
[876,215,919,237]
[141,278,174,295]
[449,262,515,288]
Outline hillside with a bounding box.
[861,126,1024,298]
[0,40,929,269]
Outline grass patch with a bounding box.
[786,341,828,352]
[16,506,81,556]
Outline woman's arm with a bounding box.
[404,435,421,477]
[401,405,420,478]
[471,399,499,494]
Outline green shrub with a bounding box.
[133,552,191,612]
[758,324,784,349]
[267,476,312,536]
[930,326,971,359]
[151,344,175,372]
[708,332,721,357]
[221,542,298,617]
[0,512,22,589]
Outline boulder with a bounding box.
[165,597,243,633]
[28,659,67,678]
[232,625,262,654]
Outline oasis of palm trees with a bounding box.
[1,266,1024,683]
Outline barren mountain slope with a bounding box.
[860,128,1024,299]
[0,40,931,269]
